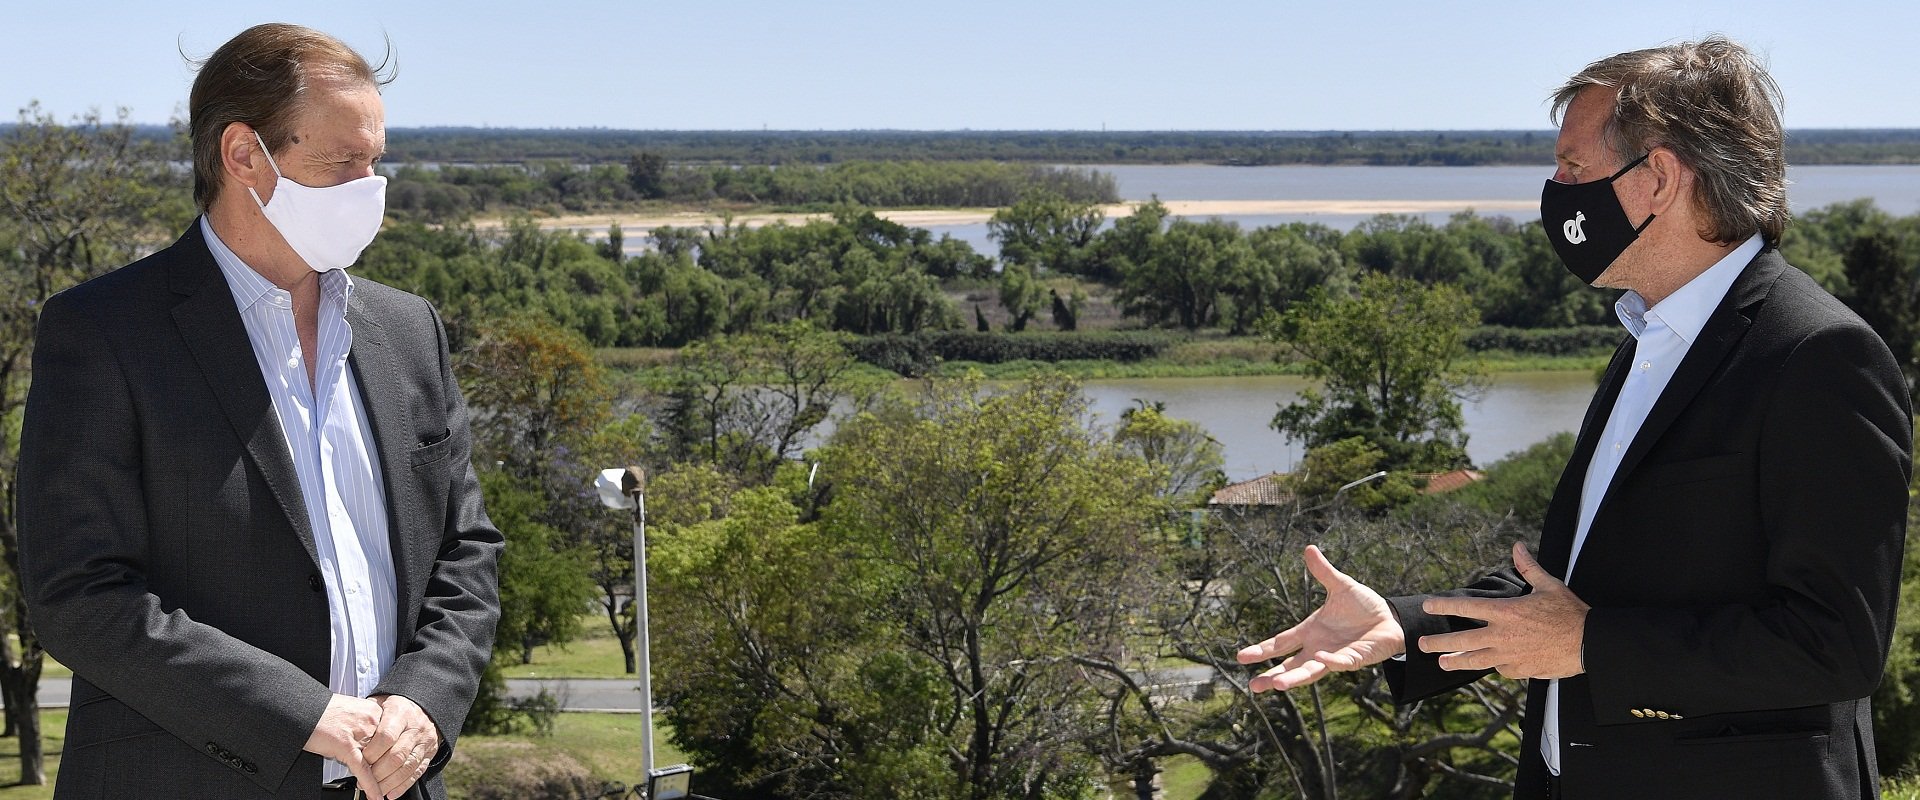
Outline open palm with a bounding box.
[1237,545,1406,692]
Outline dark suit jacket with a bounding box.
[18,223,504,799]
[1385,250,1912,799]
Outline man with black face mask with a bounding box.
[1237,37,1910,800]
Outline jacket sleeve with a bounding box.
[1580,323,1911,725]
[371,298,504,772]
[1383,568,1530,703]
[18,292,334,792]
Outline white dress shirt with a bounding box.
[203,217,399,782]
[1541,233,1764,774]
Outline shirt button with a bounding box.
[285,357,299,369]
[1639,361,1651,371]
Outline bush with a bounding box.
[1464,325,1622,356]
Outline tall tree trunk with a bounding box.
[0,673,41,786]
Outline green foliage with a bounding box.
[1114,400,1226,507]
[1423,432,1577,531]
[845,330,1175,377]
[988,194,1105,280]
[1268,274,1485,472]
[1287,437,1421,511]
[371,127,1920,168]
[456,315,613,472]
[1463,325,1622,356]
[386,160,1118,222]
[815,375,1170,800]
[1872,430,1920,777]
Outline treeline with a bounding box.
[368,127,1920,166]
[385,159,1119,222]
[356,195,1920,373]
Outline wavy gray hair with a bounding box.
[1551,36,1788,247]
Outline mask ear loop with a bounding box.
[1617,151,1656,234]
[247,129,285,209]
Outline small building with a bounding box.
[1208,472,1295,509]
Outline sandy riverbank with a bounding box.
[472,198,1540,233]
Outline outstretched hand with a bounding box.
[1237,545,1406,692]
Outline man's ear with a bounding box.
[1643,146,1692,217]
[219,122,270,196]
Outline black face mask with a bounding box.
[1540,153,1655,284]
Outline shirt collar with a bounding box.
[1613,233,1763,344]
[200,216,355,311]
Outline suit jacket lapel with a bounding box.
[1539,337,1633,578]
[166,223,320,569]
[345,297,421,610]
[1585,250,1781,532]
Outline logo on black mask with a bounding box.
[1540,153,1654,284]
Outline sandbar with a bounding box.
[472,199,1540,234]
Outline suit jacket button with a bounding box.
[308,574,322,592]
[1630,709,1646,718]
[206,741,220,754]
[1655,711,1671,720]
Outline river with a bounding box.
[1076,370,1597,479]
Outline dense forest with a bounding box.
[37,124,1920,166]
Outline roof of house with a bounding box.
[1208,472,1294,507]
[1415,469,1485,494]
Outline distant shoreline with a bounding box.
[475,199,1542,233]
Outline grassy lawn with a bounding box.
[445,712,689,799]
[0,710,65,800]
[500,615,634,680]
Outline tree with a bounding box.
[817,375,1170,800]
[659,321,875,482]
[987,194,1104,279]
[456,315,613,476]
[1841,231,1920,404]
[996,262,1046,332]
[1267,273,1485,472]
[1109,501,1529,799]
[626,151,668,199]
[1119,218,1253,331]
[0,103,183,784]
[1113,400,1224,507]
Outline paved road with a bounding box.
[37,665,1224,712]
[34,677,653,712]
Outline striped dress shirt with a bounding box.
[202,217,399,783]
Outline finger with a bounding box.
[362,708,407,764]
[345,752,387,800]
[1302,544,1354,592]
[1310,646,1372,670]
[1236,623,1308,664]
[1436,648,1499,672]
[1256,658,1329,692]
[392,741,434,799]
[1511,541,1559,587]
[1419,627,1489,655]
[1423,596,1497,621]
[371,729,419,783]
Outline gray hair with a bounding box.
[1551,36,1788,247]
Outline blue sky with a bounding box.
[6,1,1917,130]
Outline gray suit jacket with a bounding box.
[18,223,504,799]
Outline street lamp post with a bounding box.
[596,466,691,799]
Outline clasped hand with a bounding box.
[303,693,440,799]
[1237,541,1588,692]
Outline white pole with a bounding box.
[633,490,655,783]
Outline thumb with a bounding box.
[1512,541,1559,587]
[1303,544,1353,591]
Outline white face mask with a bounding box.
[248,131,387,272]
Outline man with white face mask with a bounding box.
[17,23,501,800]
